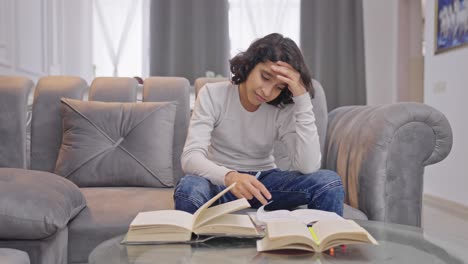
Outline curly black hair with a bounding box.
[229,33,314,107]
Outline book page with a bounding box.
[313,219,377,250]
[257,238,315,252]
[313,219,364,242]
[256,204,342,224]
[193,198,251,229]
[256,205,293,223]
[290,209,342,224]
[257,221,318,252]
[194,214,258,236]
[125,231,192,243]
[257,220,378,252]
[192,183,237,227]
[130,210,193,231]
[266,221,313,242]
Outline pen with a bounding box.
[255,171,261,179]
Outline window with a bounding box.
[92,0,148,77]
[228,0,301,58]
[93,0,299,77]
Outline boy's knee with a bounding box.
[329,183,345,199]
[321,169,343,183]
[310,170,344,200]
[174,175,213,213]
[175,175,209,193]
[174,175,213,204]
[323,170,344,194]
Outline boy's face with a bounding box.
[243,61,287,106]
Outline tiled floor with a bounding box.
[422,197,468,241]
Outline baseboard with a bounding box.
[423,193,468,220]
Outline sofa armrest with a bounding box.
[324,102,452,226]
[0,168,86,239]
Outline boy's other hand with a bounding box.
[224,171,272,205]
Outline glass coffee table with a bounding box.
[88,220,468,263]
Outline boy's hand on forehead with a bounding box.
[270,61,307,97]
[224,171,272,205]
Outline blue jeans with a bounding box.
[174,169,345,216]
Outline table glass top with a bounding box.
[88,220,468,264]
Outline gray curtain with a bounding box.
[149,0,230,83]
[300,0,366,111]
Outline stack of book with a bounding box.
[123,183,378,253]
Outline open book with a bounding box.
[250,203,343,226]
[123,183,259,244]
[257,219,378,252]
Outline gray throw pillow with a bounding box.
[0,168,86,239]
[54,98,176,187]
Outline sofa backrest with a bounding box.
[88,77,138,102]
[0,76,34,168]
[310,79,328,167]
[30,76,190,185]
[30,76,88,172]
[193,77,328,169]
[194,77,227,99]
[143,77,190,184]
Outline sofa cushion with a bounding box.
[0,228,68,264]
[0,168,86,239]
[343,204,368,220]
[0,248,30,264]
[54,98,177,187]
[68,187,174,263]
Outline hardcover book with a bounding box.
[257,219,378,252]
[123,183,259,244]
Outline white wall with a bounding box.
[397,0,424,103]
[424,0,468,207]
[0,0,92,83]
[62,0,93,83]
[363,0,398,105]
[363,0,424,105]
[0,0,51,81]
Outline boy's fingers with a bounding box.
[276,61,294,69]
[271,65,290,76]
[276,74,293,85]
[239,186,253,200]
[246,183,268,205]
[251,180,272,200]
[272,63,301,82]
[231,189,244,199]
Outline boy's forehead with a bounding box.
[255,62,287,86]
[256,61,276,70]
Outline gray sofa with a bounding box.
[0,248,30,264]
[0,75,453,264]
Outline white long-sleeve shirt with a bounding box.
[181,81,321,186]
